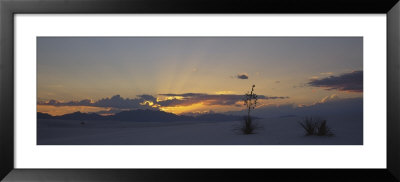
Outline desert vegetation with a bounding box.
[241,85,259,134]
[299,117,334,136]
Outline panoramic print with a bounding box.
[37,37,363,145]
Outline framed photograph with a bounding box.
[1,0,399,181]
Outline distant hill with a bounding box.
[54,112,107,121]
[37,109,244,122]
[112,110,188,122]
[37,112,53,119]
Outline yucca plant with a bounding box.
[316,120,333,136]
[242,85,258,134]
[299,117,317,136]
[299,117,333,136]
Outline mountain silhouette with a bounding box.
[37,112,53,119]
[112,110,187,122]
[54,112,107,120]
[37,109,244,122]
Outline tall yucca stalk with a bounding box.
[242,85,258,134]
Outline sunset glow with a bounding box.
[36,36,364,146]
[37,37,363,116]
[37,105,111,116]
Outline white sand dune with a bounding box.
[37,115,362,145]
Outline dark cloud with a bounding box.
[137,94,157,103]
[158,93,288,107]
[93,95,146,109]
[38,94,153,110]
[237,73,249,79]
[39,93,289,109]
[308,70,363,92]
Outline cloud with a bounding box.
[38,92,289,111]
[304,94,340,106]
[308,70,363,92]
[215,91,235,95]
[237,73,249,79]
[137,94,157,103]
[93,95,148,109]
[38,95,153,110]
[320,72,333,76]
[319,94,339,104]
[158,93,288,107]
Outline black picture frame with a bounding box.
[1,0,399,181]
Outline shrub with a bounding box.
[316,120,333,136]
[299,117,317,136]
[299,117,333,136]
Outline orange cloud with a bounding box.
[38,93,289,115]
[37,105,111,116]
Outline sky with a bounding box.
[37,37,363,116]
